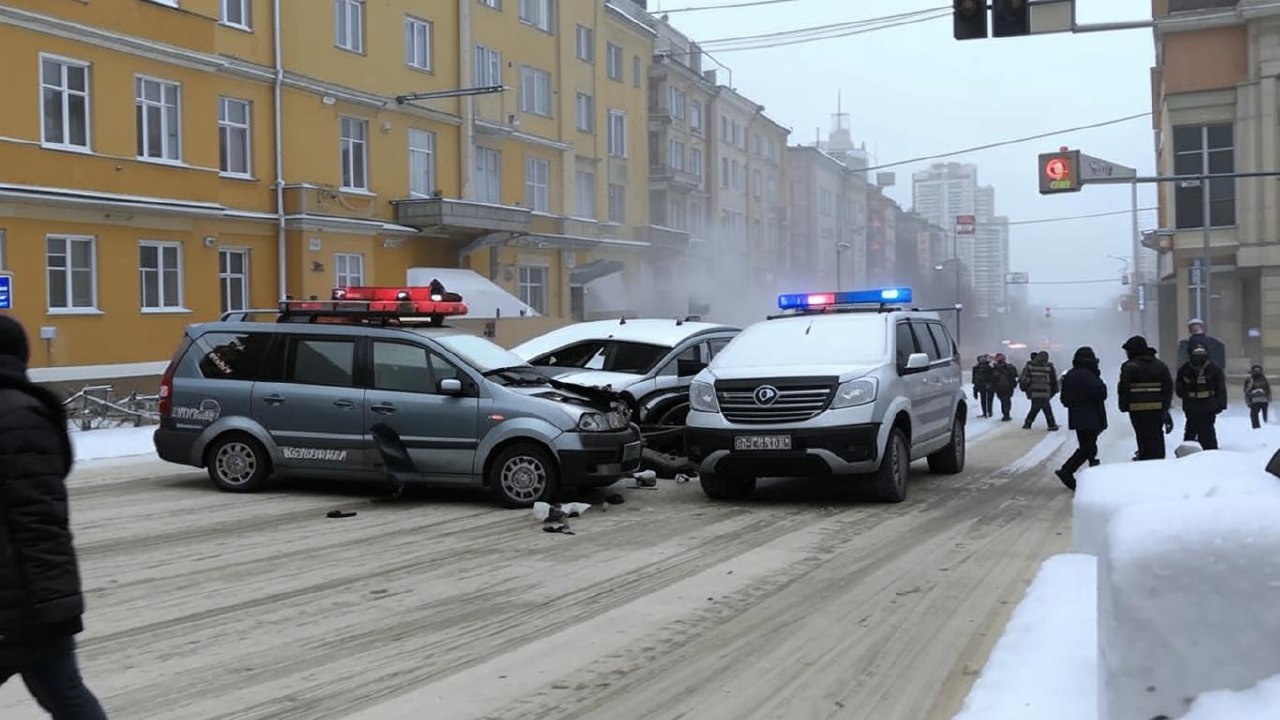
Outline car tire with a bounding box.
[927,413,966,475]
[870,428,909,503]
[700,472,756,501]
[206,433,271,493]
[488,443,559,509]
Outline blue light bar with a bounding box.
[777,287,913,310]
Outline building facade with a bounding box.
[786,146,848,289]
[972,185,1010,319]
[911,162,983,311]
[0,0,657,371]
[746,111,790,287]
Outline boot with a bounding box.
[1048,425,1060,432]
[1054,468,1076,491]
[1088,459,1101,468]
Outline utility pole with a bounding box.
[954,214,976,349]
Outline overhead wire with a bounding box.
[697,6,948,46]
[658,0,801,13]
[696,10,950,52]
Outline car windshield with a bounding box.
[530,340,669,374]
[432,334,531,373]
[716,314,889,367]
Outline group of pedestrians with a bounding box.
[971,350,1061,430]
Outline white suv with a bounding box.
[684,289,967,503]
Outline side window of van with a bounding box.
[658,344,701,377]
[911,320,943,362]
[895,322,917,368]
[372,341,463,394]
[191,332,273,381]
[926,323,956,362]
[286,338,356,388]
[707,337,732,358]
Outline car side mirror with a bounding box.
[677,359,708,377]
[905,353,931,371]
[437,378,464,395]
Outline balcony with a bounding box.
[649,164,703,191]
[638,225,692,251]
[530,214,601,239]
[281,183,380,220]
[393,197,531,234]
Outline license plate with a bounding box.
[734,435,792,451]
[622,442,642,461]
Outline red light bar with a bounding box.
[280,283,468,321]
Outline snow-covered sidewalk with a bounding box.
[69,424,158,463]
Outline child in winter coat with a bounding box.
[1245,364,1272,429]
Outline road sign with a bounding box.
[1079,153,1137,181]
[1038,150,1081,194]
[955,214,976,235]
[1005,272,1029,284]
[1137,283,1147,311]
[0,275,11,310]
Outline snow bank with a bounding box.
[1099,497,1280,720]
[70,425,157,462]
[1182,673,1280,719]
[953,554,1098,720]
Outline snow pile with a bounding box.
[69,424,157,462]
[1099,497,1280,720]
[952,554,1097,720]
[1182,673,1280,719]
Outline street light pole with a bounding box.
[1202,175,1212,329]
[953,227,962,348]
[1130,180,1141,333]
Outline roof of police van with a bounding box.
[199,319,474,339]
[512,319,739,360]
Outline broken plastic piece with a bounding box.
[326,510,357,519]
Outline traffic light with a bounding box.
[953,0,988,40]
[1045,307,1051,318]
[992,0,1030,37]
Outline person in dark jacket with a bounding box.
[1176,344,1228,450]
[972,354,995,419]
[1055,347,1108,491]
[991,353,1018,421]
[1118,336,1175,461]
[1177,318,1227,369]
[1019,351,1060,430]
[0,317,107,719]
[1245,364,1272,429]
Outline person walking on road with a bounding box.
[1245,364,1272,429]
[972,354,995,419]
[0,316,108,720]
[1118,336,1174,461]
[1177,345,1228,451]
[1019,351,1060,430]
[991,353,1018,422]
[1055,346,1108,491]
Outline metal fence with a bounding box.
[63,385,160,431]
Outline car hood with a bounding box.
[535,369,644,390]
[702,364,878,382]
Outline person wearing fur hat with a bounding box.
[1119,335,1174,461]
[0,316,108,718]
[1054,347,1108,491]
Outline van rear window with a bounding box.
[189,332,274,380]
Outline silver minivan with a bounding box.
[684,289,967,503]
[154,311,642,508]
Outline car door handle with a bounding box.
[370,403,397,415]
[261,394,286,405]
[333,399,356,410]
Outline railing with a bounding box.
[63,385,160,431]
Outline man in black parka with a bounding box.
[0,316,108,718]
[1055,346,1108,491]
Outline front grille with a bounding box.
[716,380,836,424]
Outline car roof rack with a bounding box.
[277,282,469,326]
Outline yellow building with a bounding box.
[0,0,656,373]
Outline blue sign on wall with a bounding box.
[0,275,10,310]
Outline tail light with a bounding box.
[158,362,176,417]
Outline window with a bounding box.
[405,16,433,70]
[767,176,777,202]
[720,157,729,188]
[221,0,250,28]
[218,97,251,176]
[334,253,364,287]
[753,169,762,198]
[525,157,550,212]
[575,25,594,62]
[607,110,626,157]
[135,76,181,161]
[339,116,368,190]
[288,338,356,387]
[606,43,623,81]
[911,321,943,361]
[479,0,501,8]
[139,241,183,310]
[895,322,918,368]
[608,184,625,223]
[689,201,704,237]
[46,235,96,310]
[474,146,502,203]
[669,139,685,171]
[373,342,434,394]
[576,170,596,217]
[474,45,502,86]
[219,249,248,313]
[40,56,90,150]
[518,265,548,314]
[731,159,741,189]
[669,87,685,123]
[408,128,436,198]
[575,93,594,132]
[519,66,552,116]
[690,147,702,180]
[193,332,272,381]
[1174,123,1235,229]
[633,56,642,87]
[690,100,703,135]
[519,0,554,32]
[335,0,365,53]
[927,323,956,361]
[668,199,686,230]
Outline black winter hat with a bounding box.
[1122,335,1149,354]
[1073,346,1098,365]
[0,315,29,365]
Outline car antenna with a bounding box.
[619,317,626,325]
[675,316,684,326]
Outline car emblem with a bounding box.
[753,385,779,406]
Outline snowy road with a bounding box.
[1,411,1078,720]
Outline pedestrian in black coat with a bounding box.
[1055,346,1108,491]
[972,354,996,418]
[1176,345,1228,451]
[1245,364,1272,429]
[0,316,108,718]
[990,353,1019,421]
[1118,336,1174,460]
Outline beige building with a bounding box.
[1150,0,1274,371]
[746,112,790,286]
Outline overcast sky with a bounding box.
[652,0,1157,308]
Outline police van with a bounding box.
[684,288,967,503]
[153,285,642,508]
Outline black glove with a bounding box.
[1163,413,1174,434]
[973,388,979,399]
